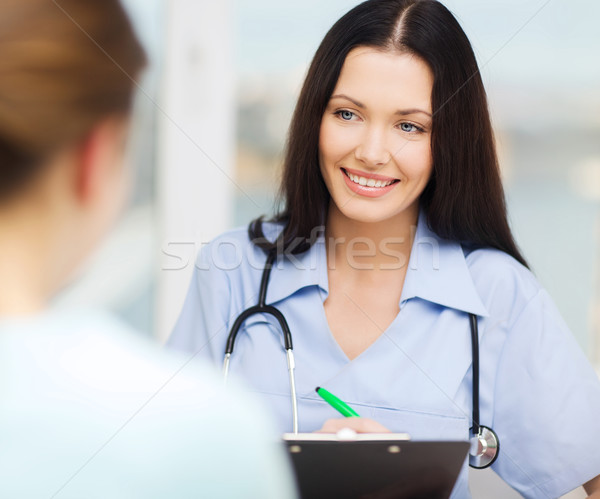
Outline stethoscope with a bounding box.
[223,250,500,469]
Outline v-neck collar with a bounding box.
[265,209,488,317]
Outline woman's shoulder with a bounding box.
[196,221,285,270]
[0,308,224,400]
[462,245,543,320]
[210,221,284,243]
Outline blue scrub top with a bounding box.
[168,211,600,499]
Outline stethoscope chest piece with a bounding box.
[469,425,499,469]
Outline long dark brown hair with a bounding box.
[250,0,527,268]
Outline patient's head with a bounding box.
[0,0,146,310]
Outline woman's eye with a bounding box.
[400,122,419,132]
[338,110,355,121]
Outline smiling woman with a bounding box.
[319,49,433,222]
[168,1,600,498]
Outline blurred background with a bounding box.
[53,1,598,496]
[56,0,600,362]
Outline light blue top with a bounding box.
[169,211,600,499]
[0,309,296,499]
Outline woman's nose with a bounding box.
[354,127,391,167]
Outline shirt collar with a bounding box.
[265,211,488,317]
[266,235,329,306]
[400,209,489,317]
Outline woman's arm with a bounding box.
[166,238,233,361]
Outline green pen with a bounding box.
[315,386,361,418]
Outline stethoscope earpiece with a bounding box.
[469,425,499,469]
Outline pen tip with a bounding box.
[315,387,321,393]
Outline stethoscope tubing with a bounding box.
[222,251,299,433]
[470,313,481,436]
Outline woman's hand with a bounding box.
[316,417,391,434]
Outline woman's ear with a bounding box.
[74,115,129,206]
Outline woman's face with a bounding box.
[319,47,434,224]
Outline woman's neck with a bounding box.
[0,205,58,317]
[325,202,419,277]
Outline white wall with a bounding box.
[156,0,235,342]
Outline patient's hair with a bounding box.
[0,0,147,201]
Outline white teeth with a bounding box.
[346,170,394,188]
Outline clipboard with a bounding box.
[283,431,469,499]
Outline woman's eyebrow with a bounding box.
[330,94,431,117]
[395,108,432,118]
[330,93,365,108]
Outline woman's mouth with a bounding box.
[341,167,400,198]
